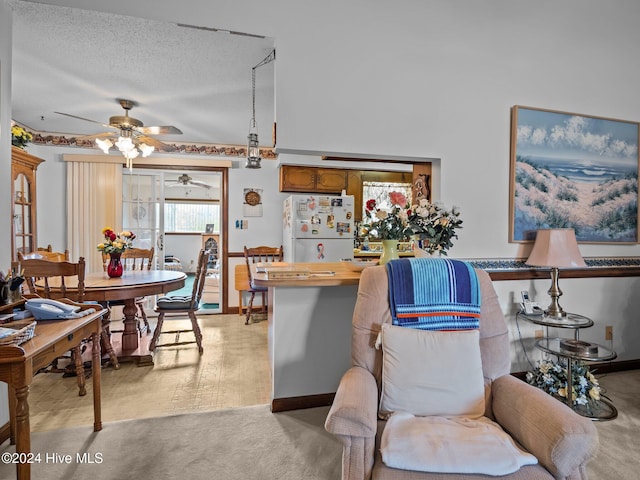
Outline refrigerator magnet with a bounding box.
[327,214,335,229]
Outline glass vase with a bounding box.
[379,239,400,265]
[107,252,124,278]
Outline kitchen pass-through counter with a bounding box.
[251,261,365,412]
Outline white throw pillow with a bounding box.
[379,324,485,419]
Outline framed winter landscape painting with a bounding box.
[509,106,639,243]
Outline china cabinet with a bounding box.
[11,146,44,260]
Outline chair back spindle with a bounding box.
[14,257,85,302]
[242,245,283,325]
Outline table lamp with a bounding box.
[526,228,586,318]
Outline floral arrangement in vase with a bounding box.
[361,191,410,241]
[11,123,32,149]
[405,198,463,255]
[97,227,136,254]
[526,359,601,412]
[97,228,136,278]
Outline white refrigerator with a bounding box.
[283,194,355,262]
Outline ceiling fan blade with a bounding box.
[73,132,114,141]
[54,111,113,129]
[138,125,183,135]
[190,180,212,189]
[136,134,176,152]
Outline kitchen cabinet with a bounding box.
[279,164,431,223]
[279,165,347,193]
[11,146,44,260]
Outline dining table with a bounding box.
[40,270,186,365]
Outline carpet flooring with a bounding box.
[0,405,342,480]
[1,369,637,479]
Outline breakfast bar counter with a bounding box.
[252,262,366,411]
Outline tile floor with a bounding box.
[25,312,270,433]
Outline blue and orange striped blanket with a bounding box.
[386,258,480,330]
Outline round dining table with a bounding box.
[77,270,186,365]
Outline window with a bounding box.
[362,181,412,218]
[164,200,220,233]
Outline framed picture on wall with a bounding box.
[509,105,639,243]
[205,224,215,234]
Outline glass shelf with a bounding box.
[518,311,593,329]
[535,337,616,362]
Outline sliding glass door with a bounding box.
[122,169,223,313]
[122,170,165,268]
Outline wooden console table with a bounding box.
[0,309,104,480]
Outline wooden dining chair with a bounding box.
[14,257,120,389]
[243,245,283,325]
[19,249,70,262]
[101,247,154,333]
[150,249,209,354]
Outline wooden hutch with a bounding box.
[11,146,44,260]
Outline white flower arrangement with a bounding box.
[405,198,463,255]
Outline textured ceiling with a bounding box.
[10,1,275,147]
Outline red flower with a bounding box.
[366,199,377,211]
[108,231,116,241]
[389,191,407,208]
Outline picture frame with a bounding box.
[205,224,215,234]
[509,106,639,243]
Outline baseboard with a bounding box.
[274,361,640,412]
[512,359,640,380]
[0,421,10,446]
[271,393,335,412]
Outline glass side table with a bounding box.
[519,311,593,340]
[535,337,618,421]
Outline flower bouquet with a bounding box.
[11,123,32,149]
[526,359,602,412]
[362,191,410,241]
[97,227,136,254]
[97,228,136,278]
[405,198,462,255]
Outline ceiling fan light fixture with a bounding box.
[115,136,135,153]
[58,98,181,170]
[96,137,113,154]
[139,143,155,157]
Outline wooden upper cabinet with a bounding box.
[280,166,316,191]
[316,168,347,192]
[11,146,44,260]
[279,164,432,223]
[279,165,347,193]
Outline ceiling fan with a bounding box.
[55,98,183,153]
[166,173,212,189]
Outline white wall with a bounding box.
[0,0,13,432]
[6,0,640,372]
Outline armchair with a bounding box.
[325,264,598,480]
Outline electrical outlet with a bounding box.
[534,329,544,339]
[605,326,613,341]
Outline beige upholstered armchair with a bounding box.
[325,265,598,480]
